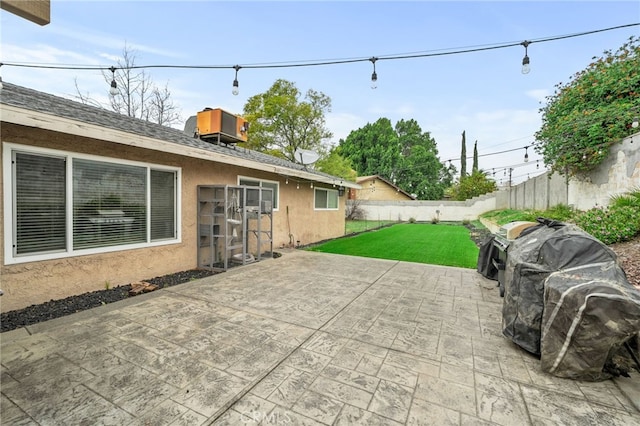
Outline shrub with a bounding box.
[573,205,640,244]
[544,204,575,222]
[610,187,640,209]
[409,217,417,223]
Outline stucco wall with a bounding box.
[1,124,345,312]
[498,132,639,211]
[568,134,640,210]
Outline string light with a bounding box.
[232,65,241,96]
[369,57,378,89]
[108,66,118,96]
[524,146,529,162]
[0,23,636,94]
[521,41,531,74]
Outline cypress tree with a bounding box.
[473,140,479,173]
[460,131,467,178]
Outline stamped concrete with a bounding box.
[1,250,639,425]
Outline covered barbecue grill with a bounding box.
[501,218,625,355]
[476,221,537,296]
[478,217,640,379]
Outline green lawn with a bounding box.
[308,223,479,268]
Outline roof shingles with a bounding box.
[1,82,343,182]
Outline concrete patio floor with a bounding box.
[1,250,639,425]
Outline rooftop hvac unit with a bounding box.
[196,108,249,145]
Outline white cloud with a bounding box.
[1,43,102,65]
[526,89,549,103]
[47,25,182,59]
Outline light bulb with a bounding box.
[632,116,639,128]
[109,80,118,96]
[108,66,118,96]
[371,72,377,89]
[232,65,241,96]
[521,56,530,74]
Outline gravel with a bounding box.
[0,269,217,333]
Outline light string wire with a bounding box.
[1,23,638,73]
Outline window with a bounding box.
[5,144,180,264]
[238,177,279,210]
[314,188,339,210]
[14,152,66,255]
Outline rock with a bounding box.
[128,282,159,296]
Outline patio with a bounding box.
[1,250,638,425]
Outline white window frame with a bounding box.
[314,187,339,210]
[237,175,280,211]
[3,143,182,265]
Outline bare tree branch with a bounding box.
[74,44,182,127]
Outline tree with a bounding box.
[338,118,400,179]
[339,118,450,199]
[315,146,357,181]
[242,79,333,162]
[448,169,497,201]
[460,131,467,178]
[473,140,479,173]
[75,45,182,127]
[535,36,640,176]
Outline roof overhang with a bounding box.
[1,104,360,189]
[1,0,50,25]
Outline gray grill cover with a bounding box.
[541,262,640,381]
[501,219,618,355]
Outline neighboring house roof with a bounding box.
[0,82,359,188]
[355,175,416,200]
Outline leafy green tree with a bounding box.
[243,79,333,162]
[315,147,357,181]
[448,169,497,201]
[535,36,640,176]
[394,119,448,199]
[338,118,400,179]
[340,118,450,199]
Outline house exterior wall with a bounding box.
[355,178,413,201]
[1,124,345,312]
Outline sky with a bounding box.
[1,1,639,184]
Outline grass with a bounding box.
[308,222,479,269]
[480,204,575,226]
